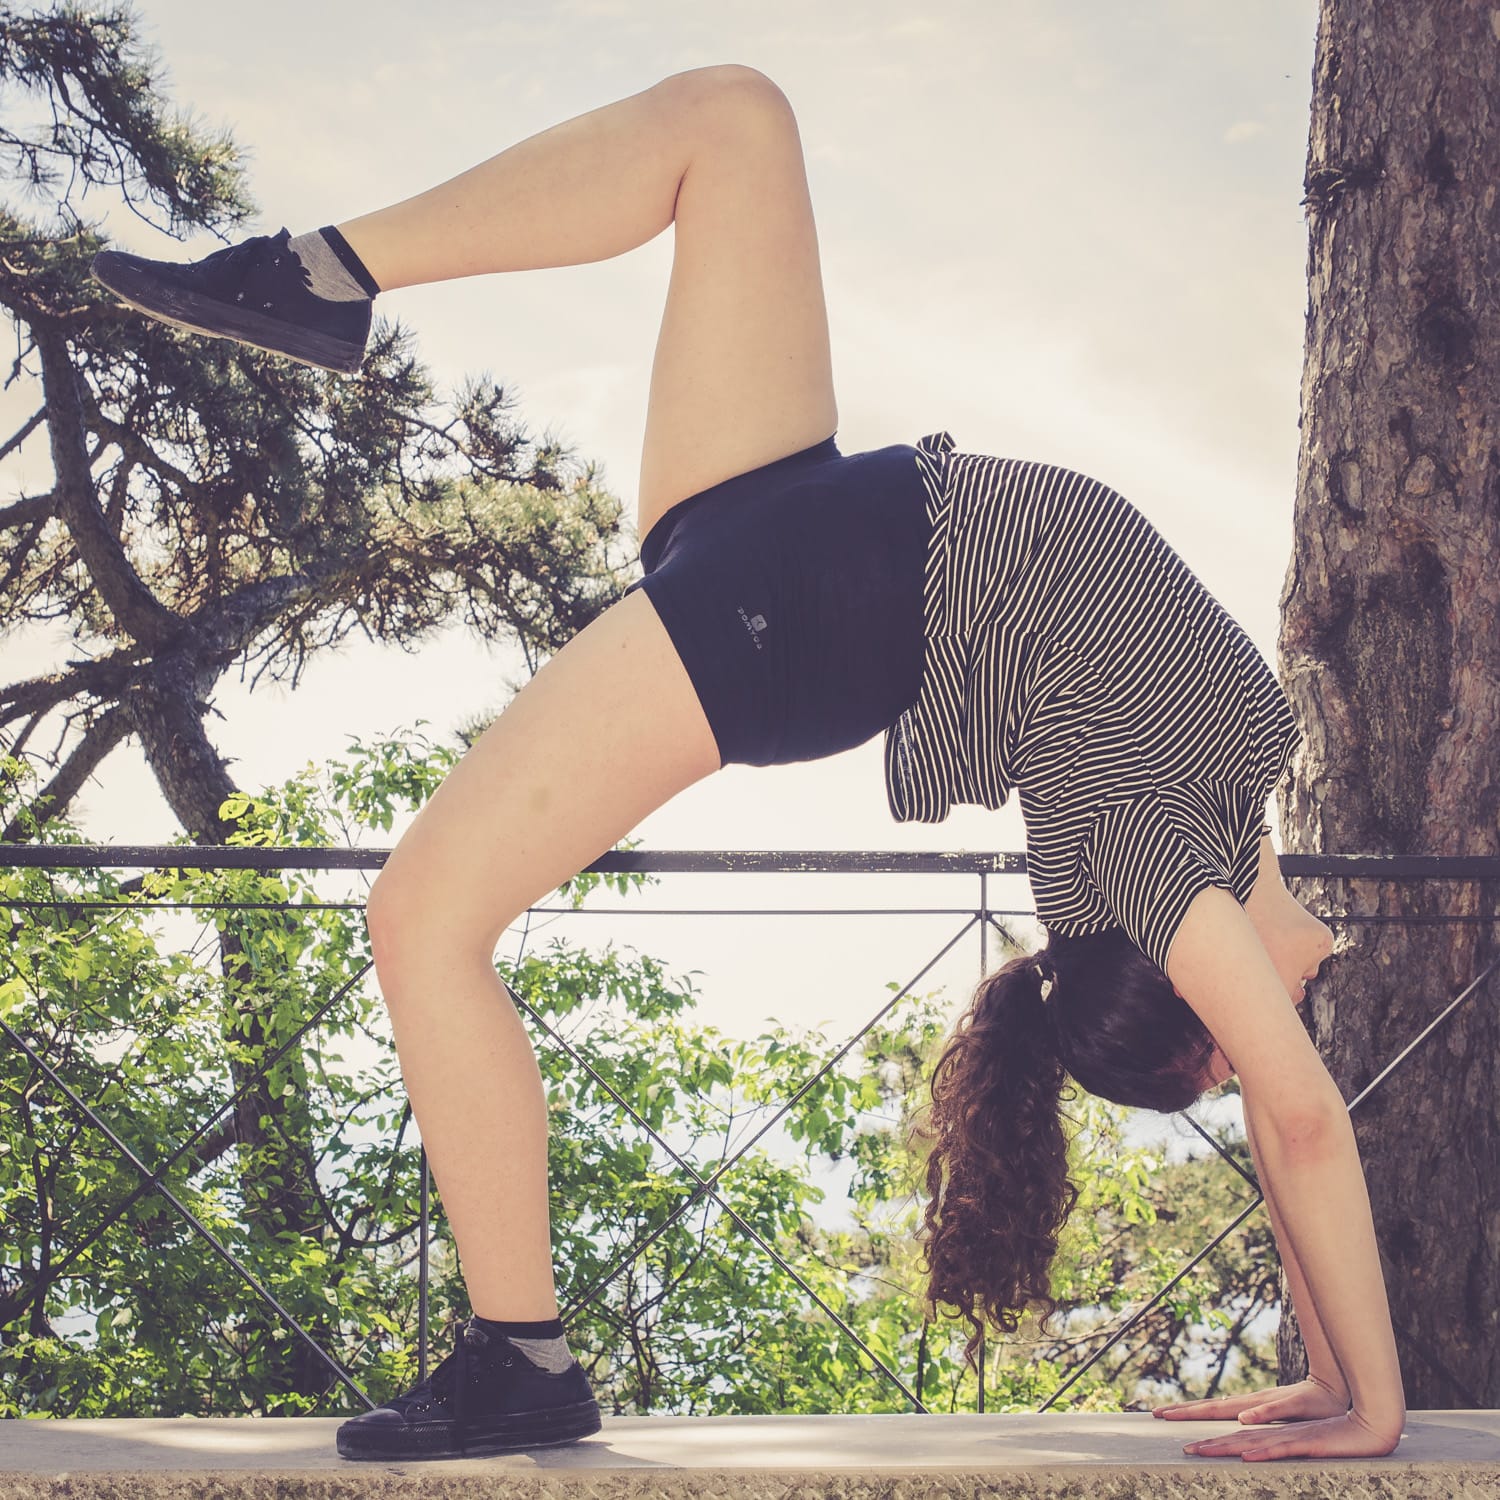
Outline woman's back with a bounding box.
[885,431,1300,971]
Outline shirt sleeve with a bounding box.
[1082,784,1260,974]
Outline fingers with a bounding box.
[1185,1429,1340,1461]
[1154,1398,1244,1420]
[1184,1420,1332,1461]
[1185,1423,1286,1450]
[1155,1382,1343,1424]
[1238,1398,1294,1423]
[1184,1430,1301,1461]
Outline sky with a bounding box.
[3,0,1319,1154]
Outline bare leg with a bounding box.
[338,64,838,537]
[366,589,721,1321]
[341,72,716,290]
[362,64,836,1324]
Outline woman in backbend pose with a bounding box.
[93,64,1404,1464]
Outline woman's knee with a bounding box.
[660,63,796,138]
[364,867,415,974]
[364,864,496,979]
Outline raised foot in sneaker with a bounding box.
[335,1318,602,1462]
[91,227,372,375]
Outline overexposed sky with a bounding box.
[4,0,1317,1076]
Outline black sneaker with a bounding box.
[335,1317,603,1462]
[90,227,372,374]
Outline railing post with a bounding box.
[977,869,988,1415]
[419,1144,431,1381]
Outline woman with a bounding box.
[92,65,1405,1464]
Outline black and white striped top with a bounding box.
[884,432,1299,974]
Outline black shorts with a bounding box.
[625,434,931,767]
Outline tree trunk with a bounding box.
[1278,0,1500,1408]
[123,661,334,1400]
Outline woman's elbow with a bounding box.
[1245,1089,1349,1158]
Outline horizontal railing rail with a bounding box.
[6,844,1500,877]
[1,844,1495,1416]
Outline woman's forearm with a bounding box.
[1241,1100,1349,1395]
[1243,1095,1406,1436]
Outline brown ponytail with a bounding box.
[913,928,1216,1367]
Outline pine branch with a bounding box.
[0,648,146,731]
[0,490,54,529]
[0,405,44,463]
[0,702,130,843]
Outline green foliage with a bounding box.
[0,733,1280,1420]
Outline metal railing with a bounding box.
[1,843,1496,1415]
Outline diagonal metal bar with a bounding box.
[557,913,981,1326]
[5,847,1493,1418]
[1176,1110,1259,1191]
[707,913,985,1197]
[0,1008,376,1410]
[506,968,935,1412]
[535,915,989,1408]
[529,917,975,1410]
[0,903,388,1412]
[1038,1192,1267,1411]
[1344,950,1500,1113]
[0,886,966,1413]
[1,951,381,1342]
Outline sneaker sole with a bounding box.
[92,255,365,375]
[335,1396,603,1461]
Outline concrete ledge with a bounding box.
[1,1411,1497,1498]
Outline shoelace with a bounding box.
[194,229,313,291]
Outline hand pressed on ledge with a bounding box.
[1178,1408,1403,1462]
[1153,1374,1350,1425]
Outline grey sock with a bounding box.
[287,228,373,302]
[469,1314,575,1374]
[507,1334,575,1374]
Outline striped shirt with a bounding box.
[884,432,1299,973]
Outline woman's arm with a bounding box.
[1237,1094,1404,1442]
[1166,887,1405,1456]
[1240,1100,1350,1398]
[1153,1101,1353,1426]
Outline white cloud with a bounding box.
[883,16,945,40]
[1225,119,1270,144]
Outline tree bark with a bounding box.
[33,331,176,646]
[1278,0,1500,1408]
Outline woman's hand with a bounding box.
[1153,1374,1350,1426]
[1173,1407,1403,1462]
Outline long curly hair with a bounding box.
[912,927,1217,1367]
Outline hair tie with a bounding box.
[1033,959,1055,1002]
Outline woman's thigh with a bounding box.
[366,587,721,960]
[637,66,838,540]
